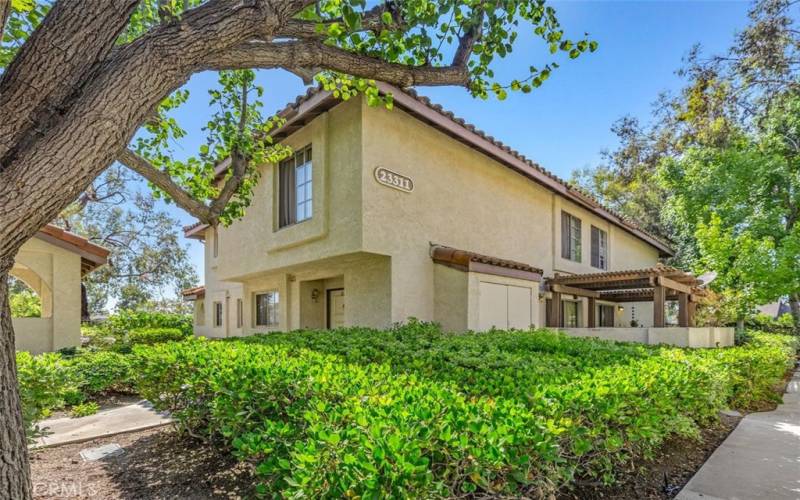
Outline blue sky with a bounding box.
[144,1,752,287]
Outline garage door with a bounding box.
[478,282,532,331]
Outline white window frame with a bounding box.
[295,156,312,223]
[591,225,608,270]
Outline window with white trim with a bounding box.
[591,226,608,270]
[561,211,582,262]
[279,146,312,228]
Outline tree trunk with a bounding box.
[81,282,90,323]
[0,261,32,499]
[736,317,745,335]
[789,293,800,335]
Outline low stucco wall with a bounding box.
[12,318,55,354]
[561,327,649,344]
[560,327,735,348]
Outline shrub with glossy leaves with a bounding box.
[134,326,797,496]
[128,327,188,345]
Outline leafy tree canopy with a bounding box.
[55,166,198,315]
[660,92,800,318]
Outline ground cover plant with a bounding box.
[134,324,798,497]
[16,350,136,438]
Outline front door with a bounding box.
[327,289,345,329]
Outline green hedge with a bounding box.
[128,327,188,345]
[104,310,193,336]
[134,326,798,497]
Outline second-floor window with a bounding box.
[591,226,608,269]
[279,146,312,228]
[561,211,582,262]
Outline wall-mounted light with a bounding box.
[617,305,624,313]
[311,288,320,303]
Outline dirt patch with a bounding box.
[30,426,255,499]
[559,413,741,499]
[31,415,741,499]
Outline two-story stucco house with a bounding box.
[183,83,732,347]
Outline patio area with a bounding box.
[545,264,734,347]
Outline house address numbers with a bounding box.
[374,166,414,193]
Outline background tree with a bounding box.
[0,0,596,496]
[7,278,40,319]
[660,92,800,330]
[55,166,198,316]
[574,0,799,269]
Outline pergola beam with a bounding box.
[548,283,600,298]
[654,276,694,295]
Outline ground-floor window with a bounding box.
[599,304,615,327]
[255,291,279,327]
[562,300,580,327]
[213,301,223,327]
[236,298,243,328]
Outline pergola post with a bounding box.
[588,297,596,328]
[678,292,689,327]
[687,299,696,327]
[549,292,562,327]
[653,285,666,327]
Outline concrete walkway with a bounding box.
[32,400,171,449]
[677,370,800,500]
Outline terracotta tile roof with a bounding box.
[430,244,544,276]
[181,285,205,298]
[35,224,109,275]
[183,221,209,240]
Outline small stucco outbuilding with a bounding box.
[11,225,109,354]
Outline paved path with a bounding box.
[32,400,171,449]
[677,370,800,500]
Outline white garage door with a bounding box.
[478,282,532,331]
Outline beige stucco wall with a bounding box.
[197,252,391,337]
[210,98,364,283]
[433,264,469,332]
[196,94,665,335]
[360,98,662,325]
[12,237,82,353]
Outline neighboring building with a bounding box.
[11,225,109,354]
[184,83,730,347]
[757,301,791,319]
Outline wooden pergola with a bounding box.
[545,264,706,328]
